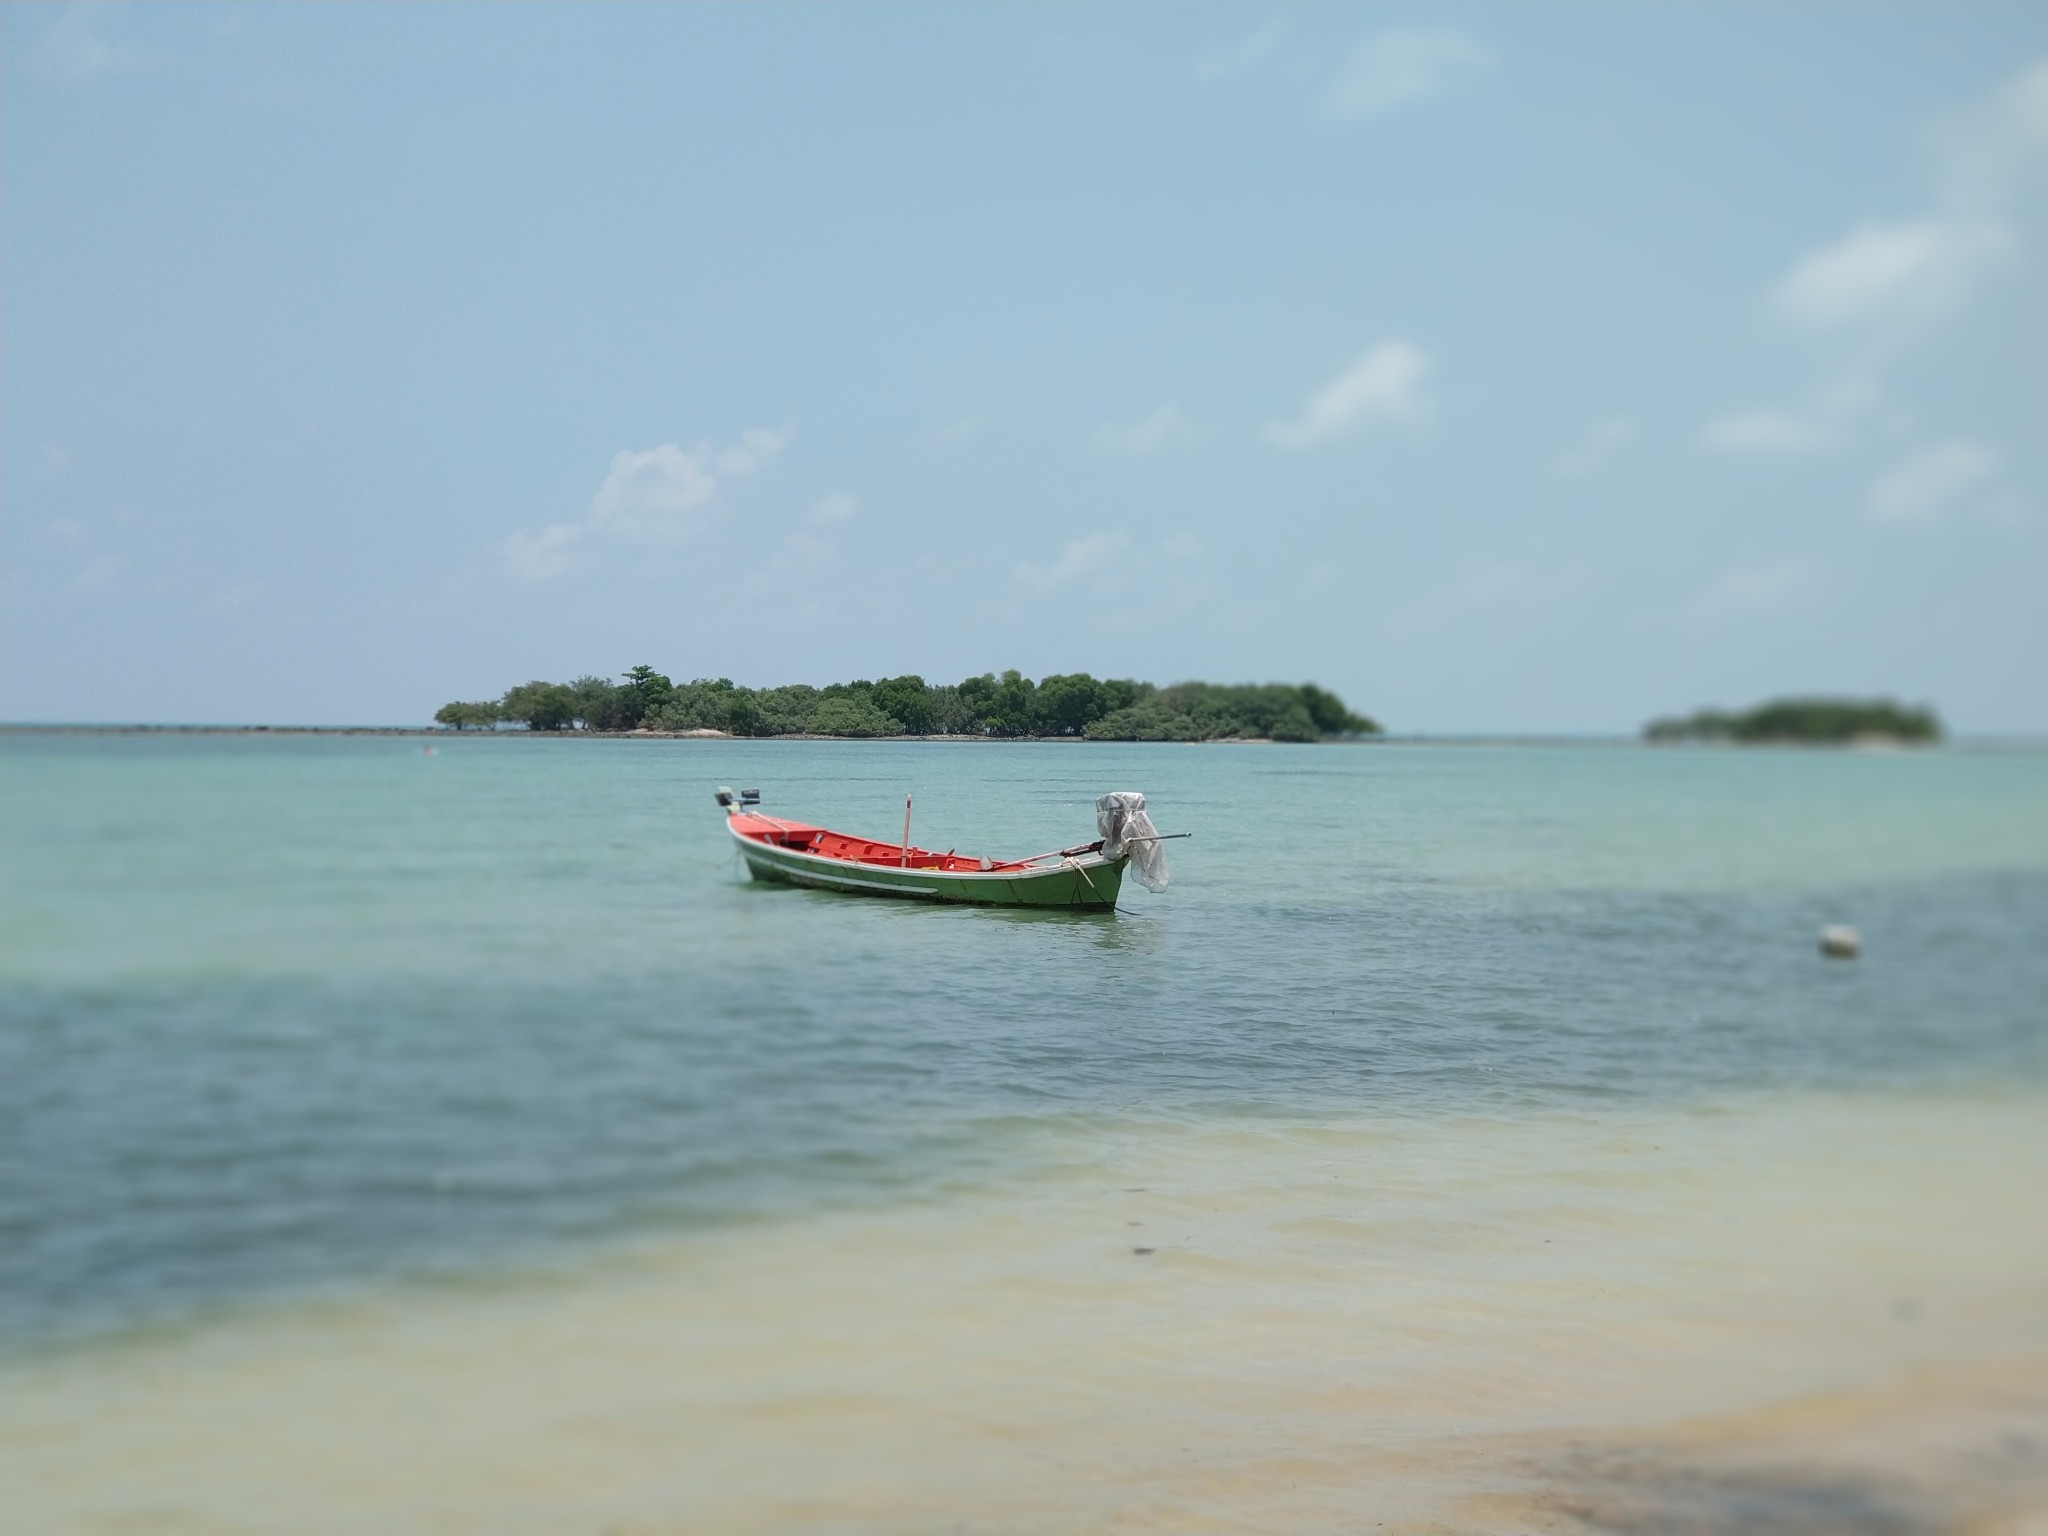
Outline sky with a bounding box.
[4,3,2045,732]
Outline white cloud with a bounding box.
[1867,440,2000,523]
[1194,21,1491,125]
[1698,371,1882,457]
[1263,342,1432,450]
[1692,559,1809,617]
[1552,417,1636,476]
[588,444,721,538]
[1328,29,1490,120]
[1763,60,2048,335]
[1015,532,1128,593]
[501,429,788,579]
[1715,60,2047,460]
[714,427,791,479]
[1773,220,2012,330]
[1095,404,1195,457]
[40,4,150,81]
[1935,59,2048,217]
[807,492,858,526]
[1699,410,1833,456]
[503,521,585,580]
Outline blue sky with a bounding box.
[4,3,2044,731]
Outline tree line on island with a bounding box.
[1644,697,1941,745]
[436,668,1381,742]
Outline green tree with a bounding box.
[1646,697,1940,745]
[924,684,976,735]
[808,695,901,737]
[647,678,744,732]
[447,667,1381,741]
[434,701,500,730]
[1033,673,1103,735]
[501,681,580,731]
[570,676,626,730]
[616,665,674,728]
[755,684,822,735]
[1644,709,1735,743]
[1298,684,1379,736]
[1098,678,1145,714]
[871,675,935,734]
[1084,702,1201,741]
[984,669,1038,736]
[726,690,762,737]
[955,672,998,733]
[1267,703,1321,743]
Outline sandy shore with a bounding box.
[1452,1356,2048,1534]
[6,1090,2045,1534]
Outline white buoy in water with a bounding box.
[1820,925,1861,959]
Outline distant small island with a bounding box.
[437,668,1381,742]
[1643,696,1942,746]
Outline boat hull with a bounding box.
[729,823,1126,909]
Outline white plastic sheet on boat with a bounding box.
[1097,791,1170,893]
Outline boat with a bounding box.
[719,787,1172,910]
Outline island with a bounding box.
[436,669,1381,742]
[1643,696,1942,746]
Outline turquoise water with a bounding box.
[5,734,2047,1349]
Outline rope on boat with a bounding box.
[1062,855,1111,909]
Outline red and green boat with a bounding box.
[719,788,1171,910]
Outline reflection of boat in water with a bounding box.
[718,787,1173,910]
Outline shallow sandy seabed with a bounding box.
[6,1091,2047,1535]
[1450,1360,2048,1535]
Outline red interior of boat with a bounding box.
[729,813,1044,872]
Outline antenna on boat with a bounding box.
[901,794,912,867]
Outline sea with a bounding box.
[4,733,2047,1533]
